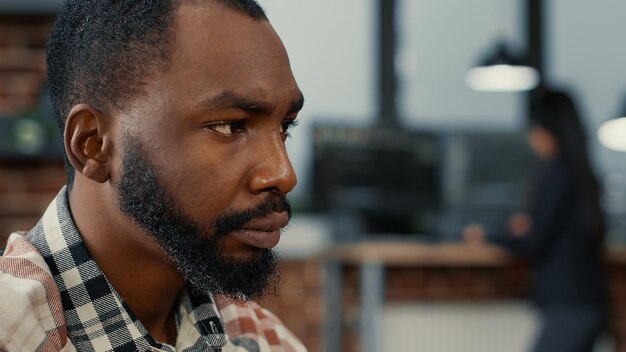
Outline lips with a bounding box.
[231,211,290,249]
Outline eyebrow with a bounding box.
[198,90,304,115]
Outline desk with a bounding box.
[322,241,626,352]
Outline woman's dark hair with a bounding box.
[530,90,606,240]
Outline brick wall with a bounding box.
[0,14,61,249]
[268,259,626,352]
[337,264,532,352]
[0,161,65,248]
[0,15,53,115]
[261,260,324,352]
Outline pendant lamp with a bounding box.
[466,42,540,92]
[598,97,626,152]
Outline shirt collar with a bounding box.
[27,186,228,351]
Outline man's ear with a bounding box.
[64,104,113,183]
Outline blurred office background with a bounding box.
[2,0,626,351]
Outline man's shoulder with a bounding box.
[1,231,46,266]
[0,232,71,351]
[215,296,308,352]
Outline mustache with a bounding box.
[212,195,292,237]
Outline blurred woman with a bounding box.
[466,89,609,352]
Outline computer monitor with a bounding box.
[312,124,441,235]
[435,131,534,241]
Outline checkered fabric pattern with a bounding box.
[0,187,307,352]
[216,297,308,352]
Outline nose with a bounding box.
[248,135,297,195]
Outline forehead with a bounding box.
[159,4,299,105]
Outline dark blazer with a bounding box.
[490,157,607,308]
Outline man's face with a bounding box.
[112,4,302,300]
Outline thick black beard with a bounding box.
[115,137,291,301]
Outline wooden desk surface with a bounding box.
[324,241,626,267]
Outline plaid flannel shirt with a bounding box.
[0,187,307,352]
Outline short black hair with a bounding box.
[46,0,267,186]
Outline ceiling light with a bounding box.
[598,116,626,152]
[466,43,540,92]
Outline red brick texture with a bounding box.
[0,161,65,248]
[262,260,324,352]
[0,15,54,115]
[261,260,626,352]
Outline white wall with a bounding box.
[258,0,376,202]
[383,302,538,352]
[397,0,525,129]
[383,302,613,352]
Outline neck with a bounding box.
[68,179,185,345]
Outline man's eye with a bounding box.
[207,121,246,136]
[281,119,299,138]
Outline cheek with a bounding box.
[151,127,263,214]
[162,150,252,216]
